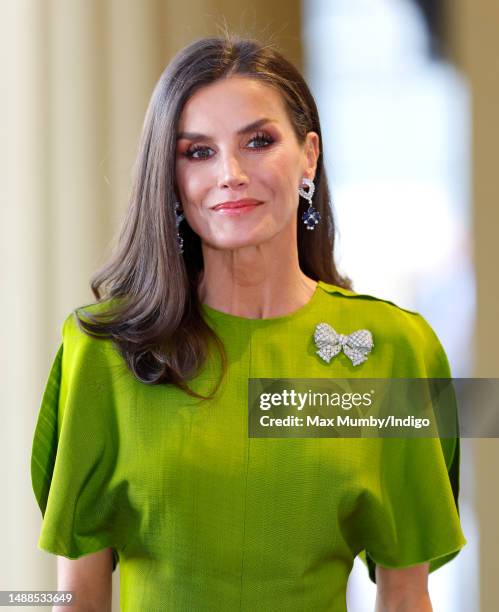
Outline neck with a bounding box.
[197,239,317,319]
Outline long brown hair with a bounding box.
[75,33,353,399]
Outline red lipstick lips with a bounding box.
[211,198,262,211]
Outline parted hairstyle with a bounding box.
[75,33,353,400]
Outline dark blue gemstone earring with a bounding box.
[299,178,321,230]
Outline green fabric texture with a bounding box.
[31,281,466,611]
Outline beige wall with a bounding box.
[445,1,499,610]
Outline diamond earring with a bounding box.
[174,200,184,254]
[299,177,321,230]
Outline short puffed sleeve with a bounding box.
[355,312,467,583]
[30,311,127,571]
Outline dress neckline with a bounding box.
[201,280,324,324]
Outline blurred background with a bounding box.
[0,0,497,610]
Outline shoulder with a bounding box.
[317,280,424,326]
[60,300,124,372]
[316,281,452,376]
[318,279,431,324]
[317,280,419,314]
[61,298,120,341]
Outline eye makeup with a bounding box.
[180,131,276,161]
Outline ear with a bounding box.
[303,131,320,180]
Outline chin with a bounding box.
[202,227,266,246]
[219,239,264,250]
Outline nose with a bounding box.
[217,152,249,190]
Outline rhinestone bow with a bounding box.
[314,323,374,366]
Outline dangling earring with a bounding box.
[174,200,184,254]
[299,177,321,230]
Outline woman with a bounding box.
[31,35,466,611]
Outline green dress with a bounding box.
[31,281,467,611]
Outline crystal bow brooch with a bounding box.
[314,323,374,366]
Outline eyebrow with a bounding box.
[176,117,278,141]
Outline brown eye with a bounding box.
[247,132,274,149]
[183,145,212,160]
[182,131,275,161]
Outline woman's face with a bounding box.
[175,75,319,250]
